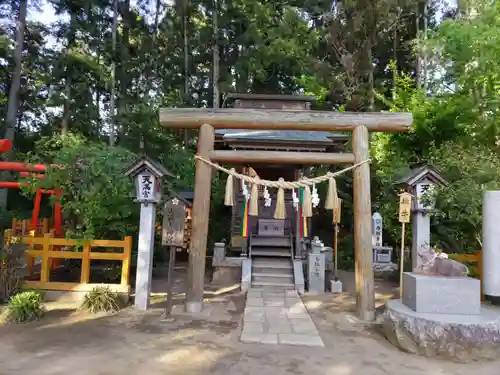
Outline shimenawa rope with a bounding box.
[194,155,371,189]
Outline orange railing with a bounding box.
[21,234,132,293]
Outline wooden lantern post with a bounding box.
[398,192,412,299]
[333,198,342,280]
[162,196,190,317]
[159,107,412,320]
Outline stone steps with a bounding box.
[250,236,292,248]
[252,273,294,285]
[251,280,295,289]
[251,257,294,289]
[251,249,292,258]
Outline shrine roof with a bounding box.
[215,130,347,144]
[393,165,448,186]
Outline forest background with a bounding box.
[1,0,497,268]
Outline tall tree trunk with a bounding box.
[62,12,77,135]
[0,0,28,210]
[415,1,421,88]
[366,39,374,112]
[183,5,189,146]
[183,8,189,103]
[109,0,118,146]
[118,0,130,140]
[143,0,161,105]
[392,27,398,101]
[423,0,428,93]
[4,0,27,143]
[212,0,220,109]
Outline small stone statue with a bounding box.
[417,245,469,277]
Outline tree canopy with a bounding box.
[1,0,498,260]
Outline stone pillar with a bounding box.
[212,242,225,266]
[134,202,156,310]
[411,212,430,271]
[308,238,325,294]
[483,191,500,304]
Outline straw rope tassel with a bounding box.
[274,178,286,219]
[224,168,235,206]
[302,185,313,217]
[325,177,338,211]
[249,181,259,216]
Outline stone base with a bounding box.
[403,272,480,315]
[383,299,500,362]
[211,266,241,286]
[373,262,397,279]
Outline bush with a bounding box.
[80,286,126,313]
[2,290,44,323]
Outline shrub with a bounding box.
[80,286,126,313]
[3,290,44,323]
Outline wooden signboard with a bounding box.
[398,192,412,223]
[162,198,186,247]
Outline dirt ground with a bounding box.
[1,268,499,375]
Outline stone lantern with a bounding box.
[394,165,447,271]
[125,156,172,310]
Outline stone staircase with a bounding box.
[251,258,295,289]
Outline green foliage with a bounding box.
[80,286,126,313]
[370,3,500,252]
[428,143,500,249]
[22,134,137,240]
[3,291,44,323]
[337,233,354,270]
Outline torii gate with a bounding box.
[159,107,412,321]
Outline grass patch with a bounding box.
[1,290,44,323]
[80,286,127,313]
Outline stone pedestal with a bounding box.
[241,258,251,292]
[330,280,342,293]
[308,252,325,294]
[383,299,500,362]
[403,272,480,315]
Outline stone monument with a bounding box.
[383,244,500,362]
[371,212,397,276]
[308,237,325,294]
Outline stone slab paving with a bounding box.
[240,287,324,347]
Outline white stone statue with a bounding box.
[417,244,469,277]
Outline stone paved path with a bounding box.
[240,288,324,347]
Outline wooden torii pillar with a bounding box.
[159,108,412,320]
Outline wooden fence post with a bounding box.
[121,236,132,286]
[80,242,91,284]
[40,233,51,283]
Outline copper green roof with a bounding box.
[215,130,346,143]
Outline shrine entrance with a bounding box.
[159,96,412,321]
